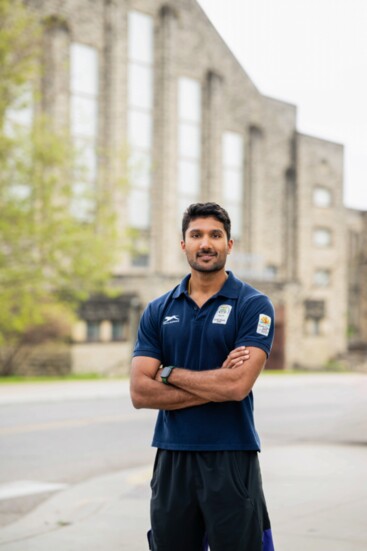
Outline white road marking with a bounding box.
[0,480,68,501]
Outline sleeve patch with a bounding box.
[256,314,272,336]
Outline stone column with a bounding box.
[102,0,127,192]
[153,6,179,275]
[248,126,265,254]
[42,16,70,130]
[101,0,129,270]
[284,164,298,281]
[202,70,224,202]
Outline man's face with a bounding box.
[181,216,233,273]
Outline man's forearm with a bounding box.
[130,347,256,409]
[131,374,208,410]
[166,348,266,402]
[167,366,246,402]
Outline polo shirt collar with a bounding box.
[172,271,242,299]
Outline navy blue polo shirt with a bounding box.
[133,271,275,451]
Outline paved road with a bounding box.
[0,380,155,527]
[0,374,366,550]
[256,373,367,446]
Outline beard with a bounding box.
[187,253,227,273]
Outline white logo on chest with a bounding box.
[212,304,232,325]
[163,315,180,325]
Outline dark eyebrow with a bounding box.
[188,228,224,235]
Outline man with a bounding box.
[130,202,275,551]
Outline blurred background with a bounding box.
[1,0,366,378]
[0,1,366,550]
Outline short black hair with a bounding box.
[182,202,231,241]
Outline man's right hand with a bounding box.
[221,347,250,369]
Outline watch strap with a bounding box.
[161,365,175,384]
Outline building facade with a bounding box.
[347,209,367,350]
[26,0,354,372]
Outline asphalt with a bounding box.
[1,377,367,550]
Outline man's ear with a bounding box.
[228,239,234,254]
[181,240,186,251]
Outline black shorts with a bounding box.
[148,449,274,551]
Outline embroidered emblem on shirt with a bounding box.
[163,315,180,325]
[212,304,232,324]
[256,314,272,336]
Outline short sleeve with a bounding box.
[235,295,275,357]
[133,303,162,361]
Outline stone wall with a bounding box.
[23,0,352,371]
[295,133,347,367]
[347,209,367,347]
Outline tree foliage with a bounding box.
[0,0,127,374]
[0,0,40,124]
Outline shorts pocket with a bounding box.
[150,449,162,492]
[231,451,252,499]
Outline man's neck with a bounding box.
[188,270,228,303]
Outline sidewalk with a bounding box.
[1,442,366,550]
[0,463,151,551]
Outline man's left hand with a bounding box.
[221,347,250,369]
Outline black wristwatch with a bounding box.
[160,366,175,385]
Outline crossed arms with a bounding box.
[130,346,267,411]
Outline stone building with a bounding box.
[346,209,367,352]
[26,0,352,372]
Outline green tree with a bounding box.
[0,0,126,375]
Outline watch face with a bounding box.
[161,367,172,379]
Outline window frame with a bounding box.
[313,185,332,208]
[222,131,244,240]
[177,77,202,215]
[313,227,332,248]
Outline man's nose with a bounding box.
[200,236,211,248]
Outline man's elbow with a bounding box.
[230,358,266,401]
[229,381,253,402]
[130,382,145,409]
[130,393,144,409]
[232,388,251,402]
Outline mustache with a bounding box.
[197,250,217,257]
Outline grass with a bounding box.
[263,370,349,376]
[264,367,351,375]
[0,373,128,384]
[0,364,353,384]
